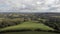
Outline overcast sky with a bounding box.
[0,0,60,12]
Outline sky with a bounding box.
[0,0,60,12]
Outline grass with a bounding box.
[0,21,54,32]
[1,31,58,34]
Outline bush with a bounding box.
[0,18,22,28]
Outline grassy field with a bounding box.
[1,31,59,34]
[0,21,54,32]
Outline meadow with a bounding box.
[0,21,54,32]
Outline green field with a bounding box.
[0,21,54,32]
[1,31,59,34]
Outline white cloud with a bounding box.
[36,1,42,5]
[0,0,60,12]
[45,0,55,5]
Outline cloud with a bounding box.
[0,0,60,12]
